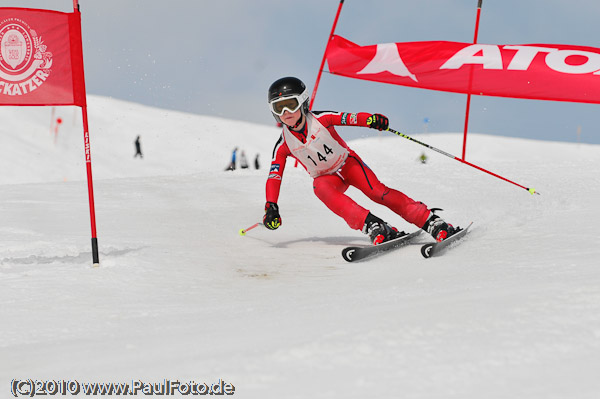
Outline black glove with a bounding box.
[263,202,281,230]
[367,113,389,131]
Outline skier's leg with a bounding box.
[340,155,430,228]
[312,174,369,230]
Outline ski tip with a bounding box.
[456,222,474,232]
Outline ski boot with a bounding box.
[362,213,404,245]
[422,209,459,242]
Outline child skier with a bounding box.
[263,77,457,245]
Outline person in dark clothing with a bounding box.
[134,135,143,158]
[254,153,260,170]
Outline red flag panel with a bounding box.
[0,8,85,106]
[326,35,600,104]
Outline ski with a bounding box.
[420,222,473,258]
[342,230,422,262]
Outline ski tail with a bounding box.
[421,222,473,258]
[342,230,421,262]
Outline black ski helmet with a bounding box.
[268,77,310,123]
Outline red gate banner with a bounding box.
[0,8,85,106]
[326,35,600,104]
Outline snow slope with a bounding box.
[1,96,600,399]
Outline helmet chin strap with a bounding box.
[291,113,305,130]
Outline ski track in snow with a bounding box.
[1,96,600,398]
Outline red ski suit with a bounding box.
[266,111,430,230]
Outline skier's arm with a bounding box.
[315,111,387,129]
[265,135,289,204]
[265,161,285,204]
[263,136,290,230]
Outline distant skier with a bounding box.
[254,153,260,170]
[262,77,459,245]
[240,151,249,169]
[134,135,143,159]
[225,147,238,171]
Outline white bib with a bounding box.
[283,114,349,178]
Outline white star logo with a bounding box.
[357,43,418,82]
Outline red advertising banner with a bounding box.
[326,35,600,104]
[0,8,85,106]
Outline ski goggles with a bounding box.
[268,90,309,116]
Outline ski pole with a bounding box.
[239,222,262,236]
[386,127,539,195]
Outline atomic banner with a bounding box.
[326,35,600,104]
[0,8,86,106]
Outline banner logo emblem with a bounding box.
[0,18,53,96]
[357,43,418,82]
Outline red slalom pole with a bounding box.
[462,0,483,161]
[387,127,539,195]
[295,0,344,169]
[73,0,100,266]
[81,106,100,265]
[309,0,345,110]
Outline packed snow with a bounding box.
[1,96,600,398]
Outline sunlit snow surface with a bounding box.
[1,96,600,398]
